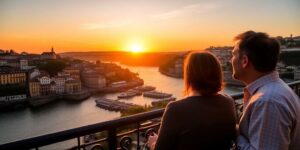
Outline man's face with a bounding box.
[231,43,243,80]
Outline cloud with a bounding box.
[152,2,222,20]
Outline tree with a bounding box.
[37,60,66,76]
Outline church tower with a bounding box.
[51,47,54,53]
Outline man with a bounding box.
[231,31,300,150]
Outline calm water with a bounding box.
[0,65,242,146]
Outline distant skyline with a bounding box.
[1,0,300,53]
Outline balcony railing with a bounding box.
[1,81,300,150]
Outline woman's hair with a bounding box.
[183,51,223,96]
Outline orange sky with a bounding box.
[0,0,300,53]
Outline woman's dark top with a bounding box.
[154,94,237,150]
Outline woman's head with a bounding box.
[184,51,223,96]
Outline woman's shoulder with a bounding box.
[216,93,234,101]
[165,97,191,109]
[166,96,206,109]
[180,94,234,101]
[166,94,234,109]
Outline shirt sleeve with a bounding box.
[154,102,178,150]
[237,100,292,150]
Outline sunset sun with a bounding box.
[129,43,143,53]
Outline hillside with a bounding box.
[60,51,186,67]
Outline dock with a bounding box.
[134,85,156,92]
[143,91,172,98]
[95,98,138,111]
[151,97,176,105]
[117,89,142,99]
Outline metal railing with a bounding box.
[0,81,299,150]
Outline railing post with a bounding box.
[108,128,117,150]
[137,122,140,150]
[77,136,81,149]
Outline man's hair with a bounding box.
[184,51,223,95]
[234,31,280,72]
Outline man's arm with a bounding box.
[237,100,291,150]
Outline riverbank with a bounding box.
[28,90,92,107]
[159,69,183,78]
[2,79,143,108]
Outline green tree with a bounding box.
[121,105,151,117]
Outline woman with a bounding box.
[147,51,237,150]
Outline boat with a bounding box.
[143,91,172,98]
[134,86,156,92]
[117,91,138,99]
[151,97,176,105]
[95,98,137,111]
[127,89,142,95]
[117,89,142,99]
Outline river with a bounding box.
[0,65,242,148]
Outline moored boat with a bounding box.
[151,97,176,105]
[95,98,137,111]
[134,85,156,92]
[117,91,138,99]
[118,89,142,99]
[143,91,172,98]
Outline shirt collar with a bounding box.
[244,71,280,96]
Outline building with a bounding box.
[41,47,57,60]
[50,81,56,94]
[20,59,28,70]
[29,78,40,97]
[206,46,232,65]
[0,67,27,85]
[65,79,81,94]
[174,58,183,75]
[63,67,80,80]
[19,59,35,70]
[0,67,28,100]
[2,59,20,68]
[29,69,41,79]
[82,71,106,89]
[0,59,8,66]
[40,84,51,95]
[53,76,66,94]
[38,76,51,85]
